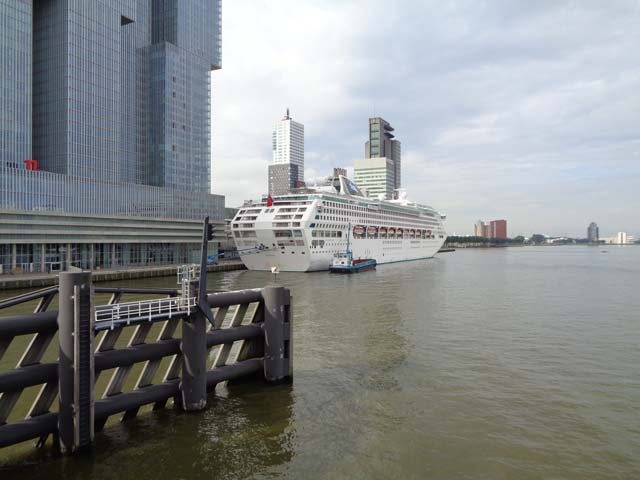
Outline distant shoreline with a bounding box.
[444,243,638,249]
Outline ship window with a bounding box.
[293,230,303,237]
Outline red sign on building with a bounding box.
[24,160,39,171]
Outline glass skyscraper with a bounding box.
[356,117,402,200]
[0,0,225,274]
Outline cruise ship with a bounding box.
[231,176,447,272]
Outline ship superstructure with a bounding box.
[231,176,446,272]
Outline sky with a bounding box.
[211,0,640,238]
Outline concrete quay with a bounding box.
[0,261,246,291]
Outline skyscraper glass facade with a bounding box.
[1,1,225,274]
[2,0,223,219]
[0,0,32,169]
[364,117,401,191]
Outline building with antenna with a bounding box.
[269,109,305,195]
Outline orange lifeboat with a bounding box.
[367,226,378,237]
[379,226,387,237]
[353,225,365,236]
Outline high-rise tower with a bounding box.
[269,109,304,195]
[587,222,599,243]
[355,117,402,199]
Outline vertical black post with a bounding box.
[262,286,292,382]
[198,217,215,327]
[58,270,94,453]
[180,280,208,411]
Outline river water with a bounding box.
[1,246,639,479]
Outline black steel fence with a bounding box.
[0,272,292,454]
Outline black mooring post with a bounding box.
[180,280,208,411]
[262,286,292,382]
[58,270,94,454]
[198,216,215,327]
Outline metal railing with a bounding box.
[94,295,197,331]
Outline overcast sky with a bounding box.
[211,0,640,238]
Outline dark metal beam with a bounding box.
[206,323,264,348]
[0,311,58,338]
[0,412,58,449]
[0,287,58,310]
[207,289,263,308]
[0,363,57,393]
[206,358,263,388]
[94,381,180,421]
[95,340,181,371]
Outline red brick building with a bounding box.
[489,220,507,239]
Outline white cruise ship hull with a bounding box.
[232,176,447,272]
[240,236,445,272]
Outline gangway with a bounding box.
[95,222,269,330]
[95,263,200,330]
[208,244,269,263]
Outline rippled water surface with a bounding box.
[1,246,639,479]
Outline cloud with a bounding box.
[212,0,640,237]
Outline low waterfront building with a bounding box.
[608,232,635,245]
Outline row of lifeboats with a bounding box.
[353,225,434,238]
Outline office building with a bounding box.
[587,222,599,243]
[474,220,488,238]
[354,157,396,200]
[0,0,224,274]
[270,109,304,194]
[474,219,507,239]
[489,220,508,239]
[268,163,301,196]
[611,232,635,245]
[355,117,402,200]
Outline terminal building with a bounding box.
[0,0,224,274]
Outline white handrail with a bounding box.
[95,296,196,328]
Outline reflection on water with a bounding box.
[1,246,640,479]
